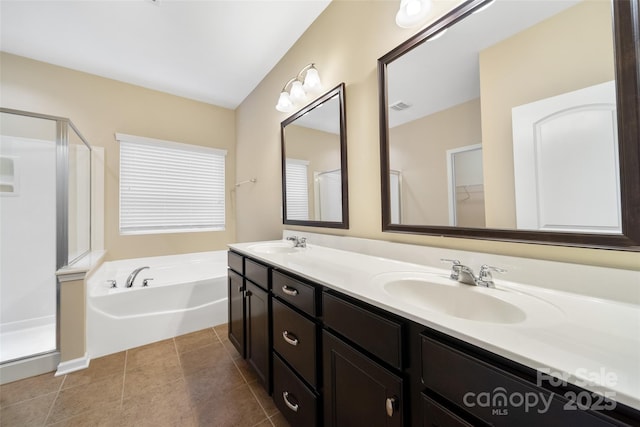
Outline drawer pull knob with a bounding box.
[283,391,299,412]
[386,396,398,417]
[282,285,299,296]
[282,331,299,346]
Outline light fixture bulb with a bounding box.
[275,91,294,113]
[396,0,431,28]
[290,80,306,104]
[303,67,322,94]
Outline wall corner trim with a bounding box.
[55,353,90,376]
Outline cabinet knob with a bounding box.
[282,391,299,412]
[282,330,299,346]
[282,285,299,296]
[386,396,398,417]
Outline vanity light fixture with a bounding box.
[396,0,432,28]
[275,63,322,113]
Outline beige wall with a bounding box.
[1,52,237,261]
[390,98,481,225]
[479,0,615,228]
[235,0,639,271]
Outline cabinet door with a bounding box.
[246,280,271,391]
[323,330,403,427]
[227,269,245,358]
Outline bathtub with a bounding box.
[87,251,228,358]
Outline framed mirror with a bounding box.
[379,0,640,249]
[281,83,349,228]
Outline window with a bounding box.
[117,133,226,235]
[285,158,309,220]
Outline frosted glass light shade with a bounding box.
[303,68,322,94]
[276,91,294,112]
[396,0,431,28]
[290,80,306,103]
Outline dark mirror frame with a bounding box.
[378,0,640,250]
[281,82,349,229]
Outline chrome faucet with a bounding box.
[126,266,150,288]
[286,236,307,248]
[440,259,505,288]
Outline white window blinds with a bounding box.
[285,158,309,220]
[117,133,226,235]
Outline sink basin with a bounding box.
[374,272,562,324]
[248,242,300,254]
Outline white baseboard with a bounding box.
[55,353,90,376]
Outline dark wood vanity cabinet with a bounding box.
[271,270,321,426]
[227,269,245,358]
[227,251,271,391]
[227,253,640,427]
[322,290,406,427]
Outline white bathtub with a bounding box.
[87,251,228,358]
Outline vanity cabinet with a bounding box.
[228,250,640,427]
[227,251,272,391]
[322,290,406,427]
[418,331,626,427]
[271,270,322,426]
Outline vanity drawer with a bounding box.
[422,393,475,427]
[272,270,318,316]
[420,334,617,427]
[323,291,403,369]
[273,353,318,427]
[273,298,318,387]
[245,257,270,290]
[227,251,244,275]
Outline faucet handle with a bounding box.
[477,265,506,287]
[107,280,117,288]
[142,278,154,287]
[440,258,462,280]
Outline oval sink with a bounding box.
[248,242,300,254]
[374,272,562,325]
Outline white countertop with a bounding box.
[229,240,640,411]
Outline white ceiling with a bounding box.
[0,0,331,109]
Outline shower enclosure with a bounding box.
[0,108,91,382]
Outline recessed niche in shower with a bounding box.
[0,156,19,195]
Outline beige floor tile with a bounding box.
[121,377,195,427]
[179,342,228,377]
[0,371,63,408]
[123,356,183,400]
[234,358,260,384]
[252,418,273,427]
[45,401,123,427]
[249,381,278,417]
[46,374,123,424]
[220,335,244,361]
[269,411,292,427]
[213,323,228,338]
[63,352,126,389]
[1,392,56,426]
[184,367,245,407]
[191,383,268,426]
[174,329,218,354]
[125,339,177,371]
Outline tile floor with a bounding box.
[0,324,290,427]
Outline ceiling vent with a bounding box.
[390,101,411,111]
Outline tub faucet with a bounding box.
[126,266,150,288]
[440,259,505,288]
[286,236,307,248]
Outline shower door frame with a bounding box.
[0,107,92,366]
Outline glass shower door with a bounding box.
[0,112,58,363]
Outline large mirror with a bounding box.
[281,83,348,228]
[379,0,640,249]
